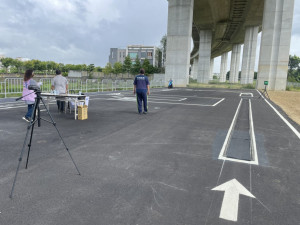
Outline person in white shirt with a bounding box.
[51,69,68,112]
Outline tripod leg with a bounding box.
[25,121,36,169]
[25,99,39,169]
[10,123,34,198]
[265,90,270,99]
[40,97,81,175]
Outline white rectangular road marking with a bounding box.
[148,97,187,102]
[239,93,253,97]
[218,98,258,165]
[149,93,223,100]
[90,95,224,107]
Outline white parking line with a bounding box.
[213,98,225,106]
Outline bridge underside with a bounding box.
[191,0,263,59]
[165,0,295,91]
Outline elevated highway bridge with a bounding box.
[165,0,295,90]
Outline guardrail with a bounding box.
[0,78,164,98]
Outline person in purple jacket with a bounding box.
[133,68,150,114]
[22,69,40,122]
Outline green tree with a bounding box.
[123,55,132,73]
[95,66,102,72]
[156,48,162,68]
[142,58,150,74]
[47,61,58,74]
[132,55,141,74]
[103,63,113,74]
[0,57,14,72]
[24,60,35,70]
[12,59,24,73]
[160,34,167,67]
[113,62,123,74]
[288,55,300,82]
[87,64,95,71]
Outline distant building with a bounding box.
[16,57,31,62]
[127,45,158,67]
[109,48,126,66]
[0,55,4,68]
[109,45,159,67]
[68,70,88,78]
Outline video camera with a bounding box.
[28,85,41,92]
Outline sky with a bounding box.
[0,0,300,72]
[0,0,168,67]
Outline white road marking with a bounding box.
[0,102,56,110]
[212,98,225,106]
[106,93,121,95]
[249,100,258,164]
[212,179,255,222]
[256,90,300,139]
[90,96,223,107]
[219,98,243,160]
[240,93,253,97]
[149,93,223,99]
[219,98,258,165]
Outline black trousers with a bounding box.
[56,100,65,112]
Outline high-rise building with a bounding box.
[109,45,159,67]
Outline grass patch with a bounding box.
[286,86,300,91]
[0,93,22,98]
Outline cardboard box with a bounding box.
[78,105,88,120]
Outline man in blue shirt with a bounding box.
[133,68,150,114]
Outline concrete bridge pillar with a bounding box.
[165,0,194,87]
[257,0,295,90]
[220,52,228,82]
[210,58,214,81]
[197,30,212,83]
[191,57,198,79]
[229,44,241,83]
[241,26,259,84]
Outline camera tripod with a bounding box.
[10,88,81,198]
[258,84,270,99]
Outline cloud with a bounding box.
[0,0,168,66]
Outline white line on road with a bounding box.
[212,98,225,106]
[256,90,300,139]
[219,98,242,160]
[249,100,258,164]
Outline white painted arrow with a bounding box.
[212,179,255,222]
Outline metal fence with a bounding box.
[287,82,300,87]
[0,77,164,98]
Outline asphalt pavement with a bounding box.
[0,88,299,225]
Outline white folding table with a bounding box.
[41,93,86,120]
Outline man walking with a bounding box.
[133,68,150,114]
